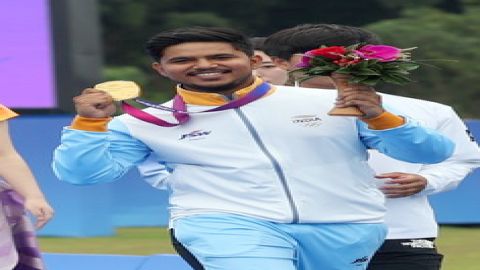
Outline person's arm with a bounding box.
[416,107,480,195]
[53,117,151,185]
[373,107,480,198]
[0,121,54,228]
[359,113,454,164]
[336,84,454,164]
[137,154,172,190]
[52,88,151,185]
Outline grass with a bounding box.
[38,227,175,255]
[436,226,480,270]
[38,225,480,270]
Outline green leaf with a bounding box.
[381,73,412,85]
[349,76,371,83]
[358,77,381,86]
[388,69,410,75]
[355,61,370,69]
[381,75,403,84]
[333,67,352,74]
[353,69,381,76]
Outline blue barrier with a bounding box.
[9,115,115,236]
[109,170,169,228]
[9,115,170,236]
[43,253,147,270]
[7,115,480,237]
[140,254,193,270]
[42,253,192,270]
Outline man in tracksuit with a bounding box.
[52,26,454,270]
[263,23,480,270]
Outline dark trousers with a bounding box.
[368,238,443,270]
[169,229,204,270]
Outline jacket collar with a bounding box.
[176,77,274,106]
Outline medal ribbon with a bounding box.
[121,82,271,127]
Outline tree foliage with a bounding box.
[366,7,480,117]
[98,0,480,117]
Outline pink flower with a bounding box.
[355,45,402,62]
[296,52,315,68]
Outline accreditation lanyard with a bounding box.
[121,82,271,127]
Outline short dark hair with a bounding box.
[249,37,267,51]
[145,27,254,61]
[264,24,381,61]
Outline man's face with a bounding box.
[252,50,288,85]
[152,42,258,93]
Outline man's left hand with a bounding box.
[376,172,428,198]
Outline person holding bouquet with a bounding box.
[0,104,54,270]
[53,26,454,270]
[263,23,480,270]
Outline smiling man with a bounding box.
[52,26,455,270]
[151,42,255,95]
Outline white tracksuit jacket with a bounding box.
[53,83,454,224]
[368,93,480,239]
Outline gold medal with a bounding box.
[94,80,141,101]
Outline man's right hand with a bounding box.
[73,89,117,118]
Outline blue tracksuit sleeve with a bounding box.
[52,119,151,185]
[358,117,454,164]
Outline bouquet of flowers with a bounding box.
[294,44,419,86]
[293,44,419,116]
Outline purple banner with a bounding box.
[0,0,56,108]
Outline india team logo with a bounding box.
[291,115,322,127]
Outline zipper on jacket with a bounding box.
[234,108,300,223]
